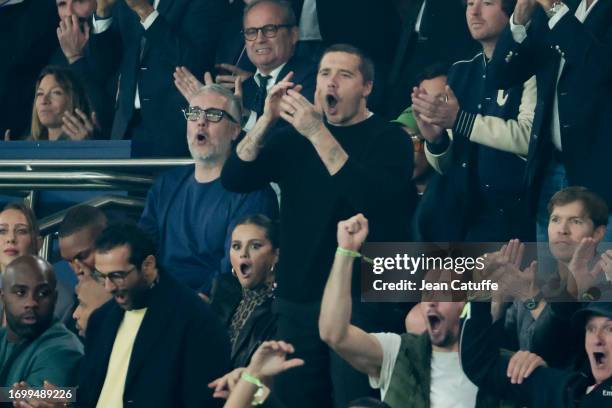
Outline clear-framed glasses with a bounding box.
[242,24,293,41]
[92,266,136,285]
[182,107,238,124]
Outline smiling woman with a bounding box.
[29,65,97,141]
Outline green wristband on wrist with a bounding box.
[241,372,266,405]
[336,247,374,264]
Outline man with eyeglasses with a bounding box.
[177,0,316,132]
[76,224,229,407]
[222,43,417,407]
[139,84,278,299]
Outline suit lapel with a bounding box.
[276,60,294,85]
[123,276,176,391]
[140,0,172,61]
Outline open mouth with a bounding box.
[239,262,252,278]
[196,133,207,143]
[427,314,442,332]
[326,94,338,109]
[593,352,607,367]
[21,313,37,324]
[114,293,128,305]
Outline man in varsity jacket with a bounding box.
[412,0,537,243]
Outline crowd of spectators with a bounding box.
[1,0,611,407]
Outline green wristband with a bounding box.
[241,371,263,387]
[336,247,374,264]
[241,372,266,406]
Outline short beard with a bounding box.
[6,311,55,341]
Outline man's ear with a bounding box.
[593,225,607,242]
[362,80,373,99]
[141,255,158,284]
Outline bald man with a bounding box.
[0,255,83,387]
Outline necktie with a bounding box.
[254,74,272,116]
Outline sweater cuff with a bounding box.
[425,131,450,155]
[453,110,477,140]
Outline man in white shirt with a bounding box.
[486,0,612,242]
[320,214,512,407]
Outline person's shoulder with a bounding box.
[34,321,84,355]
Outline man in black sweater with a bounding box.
[221,44,417,408]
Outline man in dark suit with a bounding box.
[87,0,228,157]
[487,0,612,242]
[234,0,316,131]
[77,224,230,407]
[383,0,478,118]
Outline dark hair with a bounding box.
[347,398,391,408]
[462,0,517,17]
[94,224,155,269]
[414,63,450,87]
[1,202,39,241]
[243,0,297,26]
[30,65,93,140]
[233,214,280,249]
[320,44,375,84]
[547,186,609,228]
[58,205,107,238]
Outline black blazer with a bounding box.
[215,13,256,73]
[86,0,228,157]
[78,272,230,407]
[488,1,612,210]
[229,297,277,369]
[382,0,478,118]
[242,54,317,114]
[291,0,400,64]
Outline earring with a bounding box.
[231,268,237,277]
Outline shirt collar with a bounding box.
[255,62,288,89]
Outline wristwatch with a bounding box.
[545,1,565,19]
[524,291,543,310]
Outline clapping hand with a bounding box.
[215,63,253,91]
[62,109,98,140]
